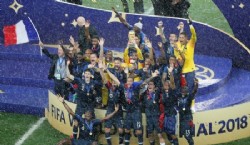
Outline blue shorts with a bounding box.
[164,115,177,135]
[71,139,92,145]
[179,114,194,137]
[146,115,162,134]
[124,110,142,130]
[105,110,124,129]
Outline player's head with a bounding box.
[84,49,92,58]
[148,80,156,92]
[169,33,177,43]
[105,50,113,62]
[91,35,99,47]
[114,57,122,70]
[157,57,167,65]
[163,81,170,90]
[77,52,84,62]
[179,32,188,45]
[83,69,92,79]
[144,58,151,68]
[133,22,142,33]
[126,77,134,88]
[90,53,98,63]
[128,30,136,42]
[85,110,93,121]
[58,45,65,57]
[131,51,138,60]
[169,55,177,65]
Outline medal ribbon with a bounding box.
[85,120,94,134]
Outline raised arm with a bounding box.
[112,7,130,28]
[65,60,75,81]
[174,43,185,65]
[84,20,91,43]
[99,38,105,61]
[145,39,155,65]
[142,70,159,86]
[188,17,197,43]
[158,21,167,43]
[106,69,121,86]
[98,61,107,84]
[39,41,54,59]
[162,67,167,86]
[57,95,75,116]
[101,104,119,122]
[192,78,199,97]
[177,22,184,36]
[168,64,176,90]
[158,42,166,60]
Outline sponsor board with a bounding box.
[46,91,250,145]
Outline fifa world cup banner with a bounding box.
[46,91,250,145]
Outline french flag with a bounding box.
[3,18,39,46]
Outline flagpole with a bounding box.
[27,17,42,56]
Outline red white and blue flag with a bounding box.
[3,18,39,46]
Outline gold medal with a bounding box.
[89,132,93,135]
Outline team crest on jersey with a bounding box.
[81,125,85,130]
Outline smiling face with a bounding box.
[169,33,177,43]
[179,34,188,45]
[84,111,93,121]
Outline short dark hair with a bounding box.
[135,34,140,39]
[180,32,188,37]
[148,79,155,85]
[92,35,99,40]
[90,53,98,57]
[114,57,122,62]
[169,55,176,59]
[84,68,92,74]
